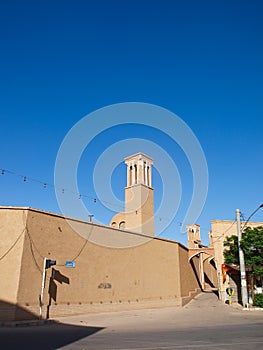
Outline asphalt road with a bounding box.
[1,292,263,350]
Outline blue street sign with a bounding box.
[65,261,76,268]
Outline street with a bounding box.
[1,292,263,349]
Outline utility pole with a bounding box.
[236,208,248,308]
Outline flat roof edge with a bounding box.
[0,206,187,249]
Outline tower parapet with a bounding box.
[125,153,153,188]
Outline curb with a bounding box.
[0,319,56,328]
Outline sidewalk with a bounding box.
[2,292,262,328]
[54,291,261,331]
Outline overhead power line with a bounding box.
[0,167,186,230]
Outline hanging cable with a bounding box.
[0,227,26,261]
[0,167,174,226]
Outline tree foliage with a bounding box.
[241,226,263,276]
[223,226,263,277]
[253,293,263,307]
[224,235,239,265]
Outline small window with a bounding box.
[111,222,117,228]
[119,221,125,229]
[134,164,137,184]
[129,166,132,186]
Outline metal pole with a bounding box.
[199,252,204,290]
[236,209,248,308]
[88,214,94,222]
[39,257,47,320]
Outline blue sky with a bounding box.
[1,0,263,246]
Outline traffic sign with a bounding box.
[65,261,76,268]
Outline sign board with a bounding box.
[65,261,76,268]
[226,287,234,296]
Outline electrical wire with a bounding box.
[65,225,94,262]
[27,228,42,274]
[210,219,237,245]
[0,167,184,230]
[26,228,45,260]
[4,167,258,243]
[0,227,26,261]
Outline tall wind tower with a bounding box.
[110,153,154,235]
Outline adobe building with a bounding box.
[0,207,203,322]
[0,153,211,322]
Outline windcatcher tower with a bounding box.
[187,224,201,249]
[110,153,154,235]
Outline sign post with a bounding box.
[226,287,234,305]
[39,258,56,320]
[39,258,47,320]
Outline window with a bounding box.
[129,166,132,186]
[119,221,125,229]
[134,164,137,184]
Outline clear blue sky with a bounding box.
[1,0,263,246]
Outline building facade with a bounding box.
[0,206,201,321]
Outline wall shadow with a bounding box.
[0,321,104,350]
[229,273,242,303]
[0,299,104,349]
[47,268,70,319]
[0,300,38,322]
[190,258,203,291]
[204,272,216,288]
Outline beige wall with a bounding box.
[178,248,201,303]
[0,208,27,304]
[0,207,201,321]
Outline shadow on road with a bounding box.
[0,321,104,350]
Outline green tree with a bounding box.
[224,235,239,265]
[224,226,263,301]
[241,226,263,277]
[224,226,263,274]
